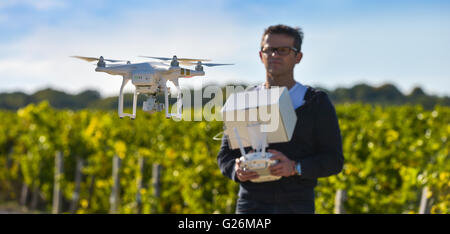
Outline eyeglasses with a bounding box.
[261,46,298,56]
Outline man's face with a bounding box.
[259,33,303,77]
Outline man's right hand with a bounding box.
[235,158,259,182]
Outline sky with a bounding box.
[0,0,449,97]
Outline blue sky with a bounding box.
[0,0,449,97]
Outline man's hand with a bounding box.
[235,157,259,182]
[268,149,296,177]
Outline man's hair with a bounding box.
[261,24,304,52]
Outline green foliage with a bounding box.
[0,103,448,213]
[315,104,449,213]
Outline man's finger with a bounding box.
[270,169,283,176]
[269,154,286,161]
[241,171,258,177]
[237,168,258,176]
[268,150,283,157]
[237,170,259,181]
[271,168,290,177]
[268,149,281,155]
[243,173,259,180]
[269,163,283,171]
[270,167,284,174]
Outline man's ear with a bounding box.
[295,52,303,64]
[259,51,263,62]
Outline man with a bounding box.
[217,24,344,214]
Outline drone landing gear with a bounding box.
[118,77,137,119]
[163,83,183,120]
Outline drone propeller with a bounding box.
[139,56,211,62]
[168,60,205,66]
[198,63,234,67]
[186,61,234,67]
[71,56,126,63]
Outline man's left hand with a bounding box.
[268,149,296,177]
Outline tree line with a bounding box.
[1,83,448,110]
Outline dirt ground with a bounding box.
[0,202,37,214]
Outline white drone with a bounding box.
[72,55,233,119]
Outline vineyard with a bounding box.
[0,101,448,213]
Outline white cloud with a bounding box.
[0,59,53,75]
[0,3,253,97]
[0,0,67,11]
[0,1,449,97]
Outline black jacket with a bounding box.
[217,86,344,202]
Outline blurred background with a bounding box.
[0,0,448,214]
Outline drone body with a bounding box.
[72,55,232,119]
